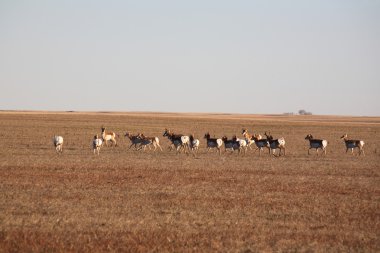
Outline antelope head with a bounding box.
[305,134,313,140]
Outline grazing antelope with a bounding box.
[163,129,190,153]
[305,134,328,155]
[265,132,286,156]
[204,133,223,155]
[93,135,103,155]
[125,132,144,150]
[189,134,200,153]
[340,134,365,156]
[101,127,117,147]
[139,133,163,152]
[53,135,63,153]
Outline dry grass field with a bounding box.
[0,111,379,252]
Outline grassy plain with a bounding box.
[0,111,379,252]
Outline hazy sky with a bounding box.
[1,1,379,116]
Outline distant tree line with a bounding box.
[298,109,312,115]
[283,110,313,115]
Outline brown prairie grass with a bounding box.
[0,111,379,252]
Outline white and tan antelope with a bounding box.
[101,127,117,147]
[265,132,286,156]
[204,133,223,155]
[189,134,200,153]
[53,135,64,153]
[341,134,365,156]
[139,133,163,152]
[234,136,248,155]
[163,129,190,153]
[92,135,103,155]
[241,129,255,150]
[305,134,328,155]
[124,132,144,150]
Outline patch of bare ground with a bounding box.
[0,112,379,252]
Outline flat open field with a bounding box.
[0,111,379,252]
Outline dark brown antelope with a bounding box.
[265,132,286,156]
[163,129,190,153]
[124,132,144,150]
[222,136,242,154]
[139,133,163,152]
[305,134,328,155]
[340,134,365,156]
[242,129,269,156]
[204,133,223,155]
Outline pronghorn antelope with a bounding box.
[138,133,163,151]
[163,129,190,153]
[189,134,200,152]
[53,135,63,153]
[265,132,286,156]
[124,132,144,150]
[251,134,270,156]
[93,135,103,155]
[234,136,248,155]
[241,129,255,150]
[340,134,365,156]
[242,129,269,156]
[305,134,328,155]
[204,133,223,155]
[101,127,117,147]
[222,136,242,154]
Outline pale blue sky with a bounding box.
[1,0,379,116]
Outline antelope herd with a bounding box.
[53,127,366,157]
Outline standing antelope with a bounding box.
[125,132,144,150]
[189,134,200,153]
[235,136,248,156]
[241,129,255,150]
[305,134,328,155]
[139,133,163,152]
[101,127,117,147]
[251,134,270,156]
[341,134,365,156]
[204,133,223,155]
[93,135,103,155]
[222,136,241,154]
[265,132,286,156]
[53,135,63,153]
